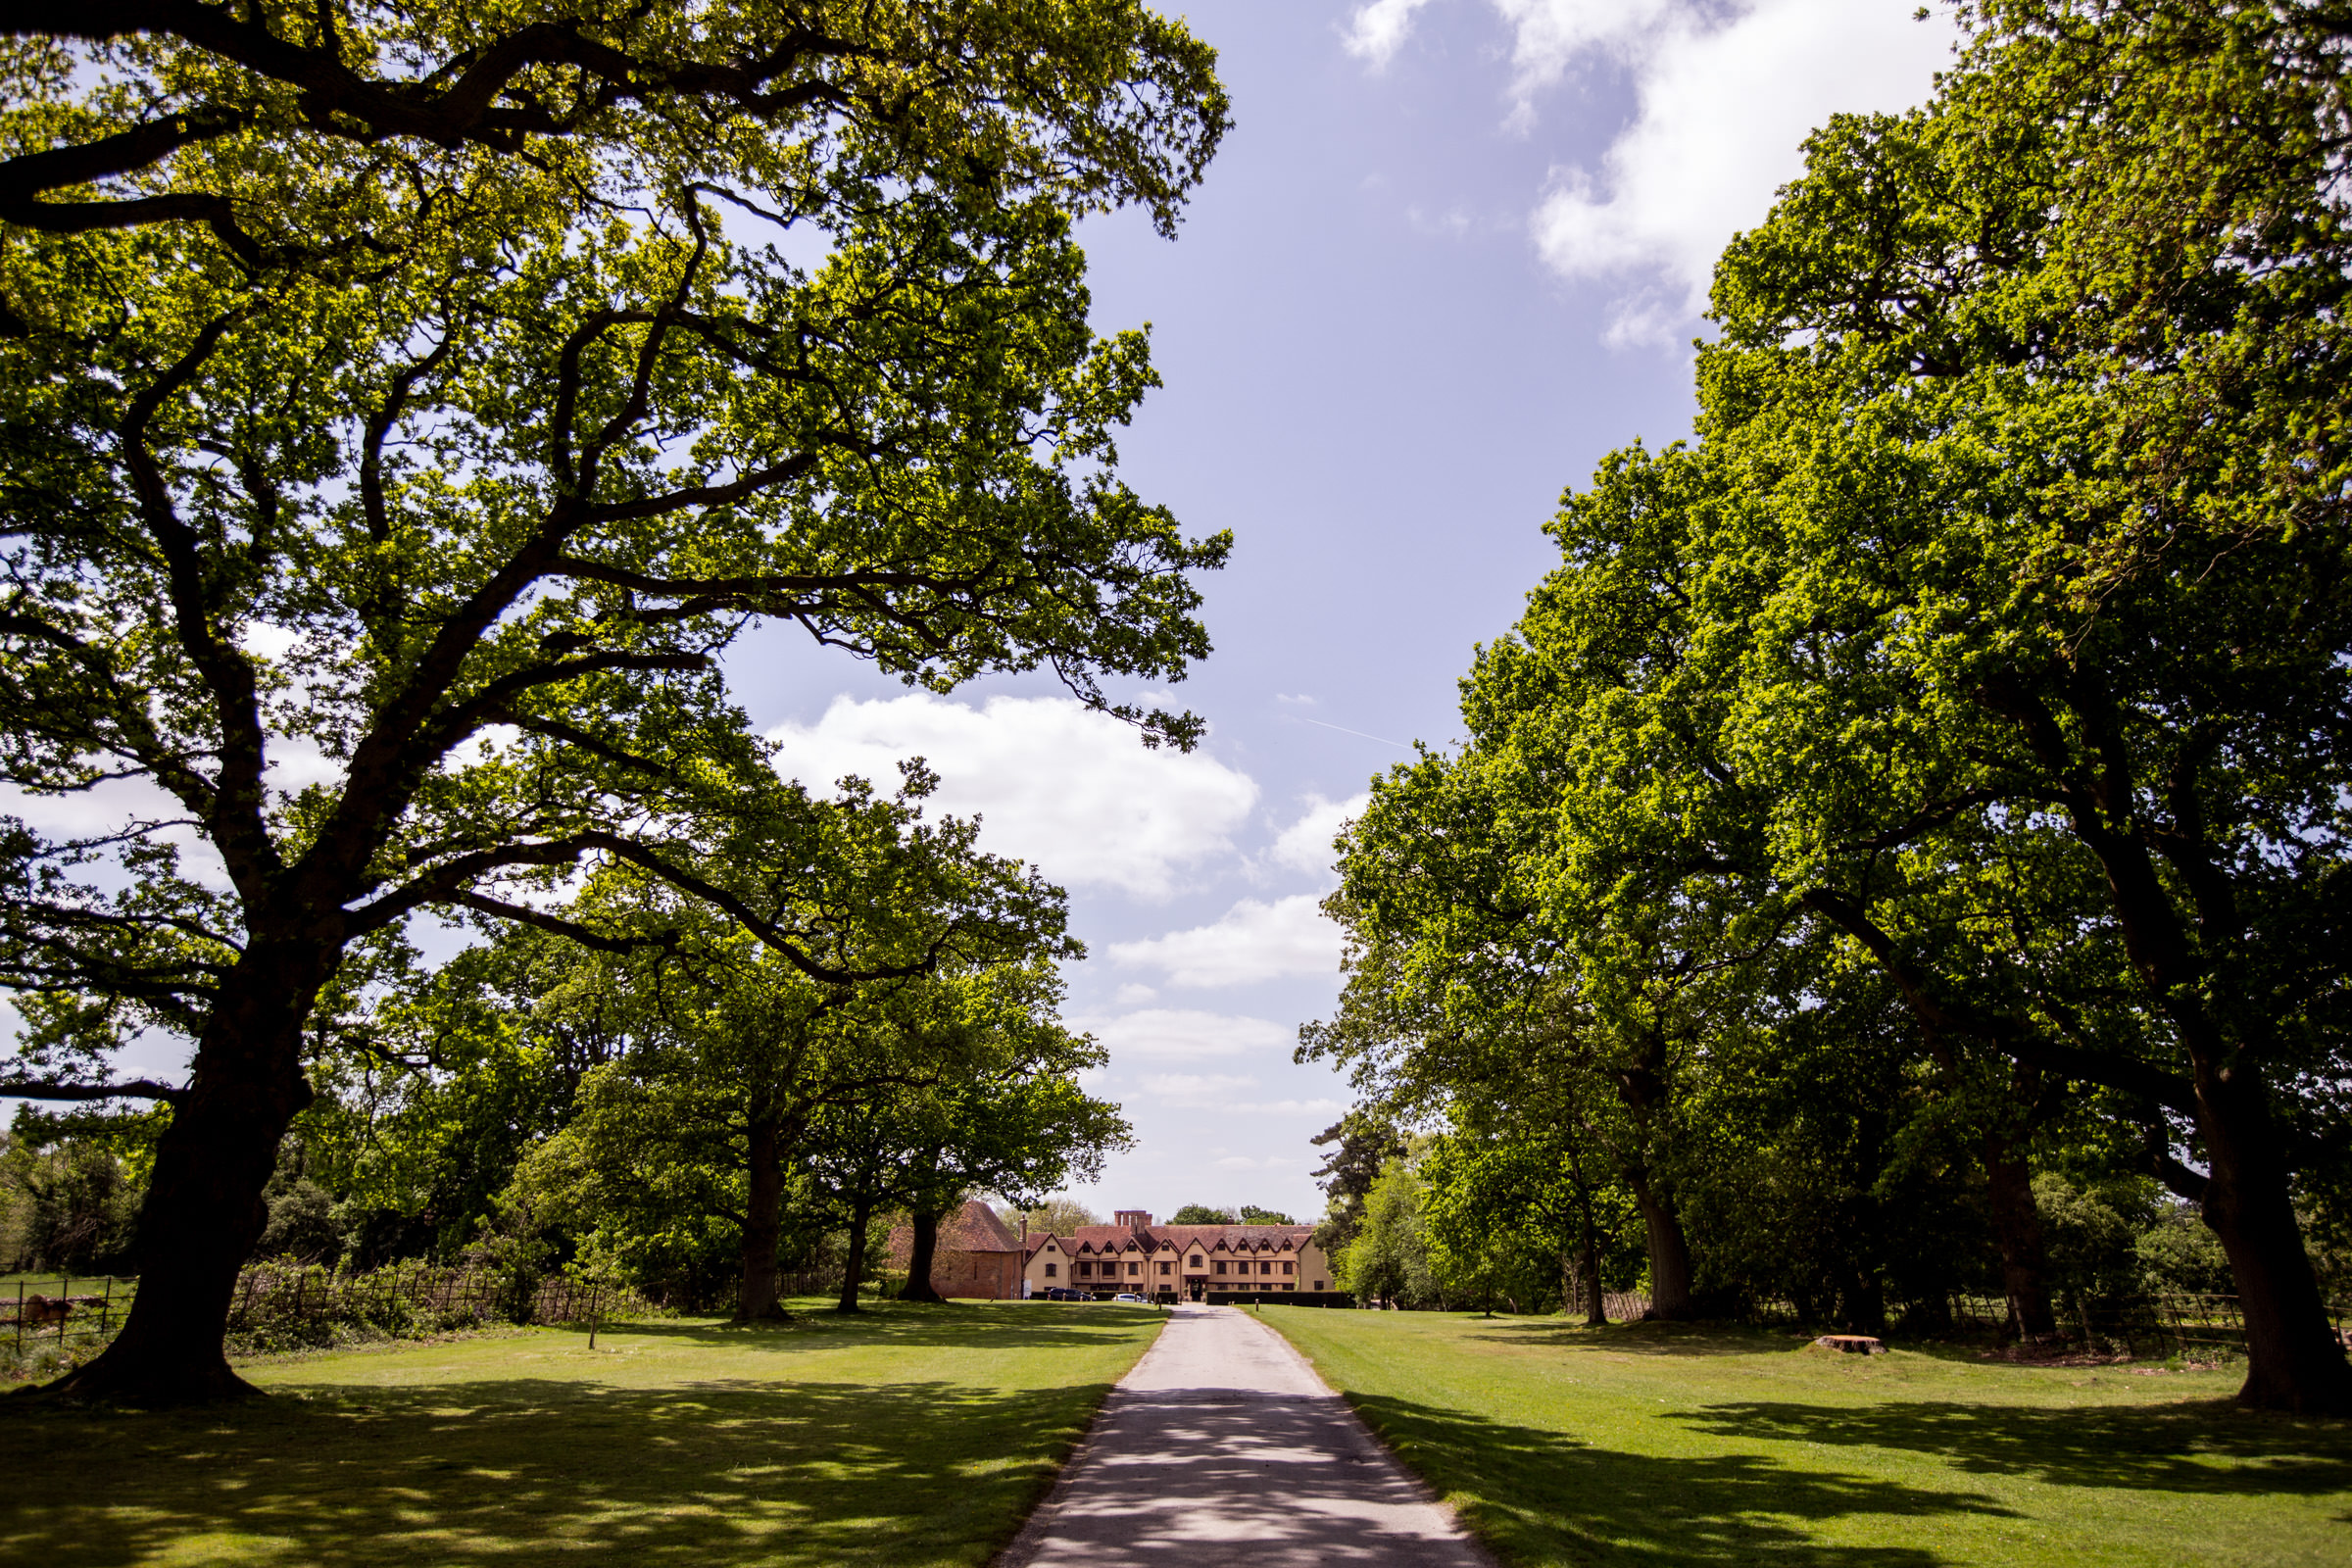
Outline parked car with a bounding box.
[1111,1293,1147,1303]
[1041,1287,1087,1301]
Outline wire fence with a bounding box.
[224,1260,629,1338]
[3,1274,135,1356]
[3,1262,653,1367]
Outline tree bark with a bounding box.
[734,1103,789,1323]
[1629,1174,1696,1320]
[50,951,323,1403]
[1976,671,2352,1412]
[835,1198,876,1314]
[1569,1150,1607,1325]
[1982,1133,2057,1339]
[2193,1060,2352,1413]
[899,1207,945,1303]
[1838,1264,1887,1338]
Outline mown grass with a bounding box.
[1263,1308,2352,1567]
[0,1298,1165,1566]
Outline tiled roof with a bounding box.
[1045,1220,1315,1255]
[886,1199,1023,1270]
[942,1200,1022,1253]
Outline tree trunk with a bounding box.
[1983,1133,2056,1339]
[899,1208,945,1303]
[734,1104,789,1323]
[1838,1265,1887,1338]
[836,1198,876,1314]
[2193,1061,2352,1413]
[51,953,323,1403]
[1629,1175,1696,1320]
[1981,672,2352,1411]
[1571,1160,1607,1325]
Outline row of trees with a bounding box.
[0,1,1231,1401]
[1304,0,2352,1414]
[1167,1202,1297,1226]
[1308,1115,2263,1323]
[7,805,1131,1316]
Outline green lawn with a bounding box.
[0,1298,1164,1566]
[1262,1308,2352,1567]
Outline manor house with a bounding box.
[1021,1208,1331,1300]
[889,1202,1334,1301]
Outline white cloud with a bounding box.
[1526,0,1957,324]
[1344,0,1441,68]
[1345,0,1956,341]
[1142,1072,1260,1107]
[1113,983,1159,1005]
[1135,1074,1341,1116]
[1237,1098,1349,1117]
[1267,793,1370,879]
[1108,893,1343,988]
[767,694,1258,899]
[1072,1007,1295,1061]
[1492,0,1677,100]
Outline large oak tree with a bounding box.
[0,2,1229,1401]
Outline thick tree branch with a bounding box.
[0,1076,185,1104]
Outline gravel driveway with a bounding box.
[998,1303,1494,1566]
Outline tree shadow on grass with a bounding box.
[1344,1393,2007,1566]
[1452,1318,1812,1358]
[0,1374,1107,1567]
[609,1300,1163,1355]
[1681,1398,2352,1498]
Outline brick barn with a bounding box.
[885,1199,1025,1299]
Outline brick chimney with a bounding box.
[1114,1209,1153,1232]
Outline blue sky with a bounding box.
[737,0,1959,1223]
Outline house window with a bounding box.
[1213,1261,1228,1275]
[1158,1262,1171,1276]
[1282,1262,1294,1275]
[1259,1261,1273,1275]
[1313,1280,1325,1291]
[1045,1263,1057,1278]
[1128,1261,1141,1276]
[1078,1262,1094,1277]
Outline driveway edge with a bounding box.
[1242,1307,1501,1568]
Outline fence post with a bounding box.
[59,1273,70,1344]
[13,1280,21,1354]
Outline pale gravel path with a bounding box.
[997,1303,1495,1567]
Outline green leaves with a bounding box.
[1318,3,2352,1382]
[0,4,1229,1091]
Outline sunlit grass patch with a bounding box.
[1264,1308,2351,1567]
[1,1298,1164,1566]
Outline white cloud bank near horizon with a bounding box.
[1109,893,1344,989]
[767,696,1361,1196]
[1266,791,1369,879]
[767,693,1259,899]
[1071,1007,1296,1061]
[1348,0,1958,344]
